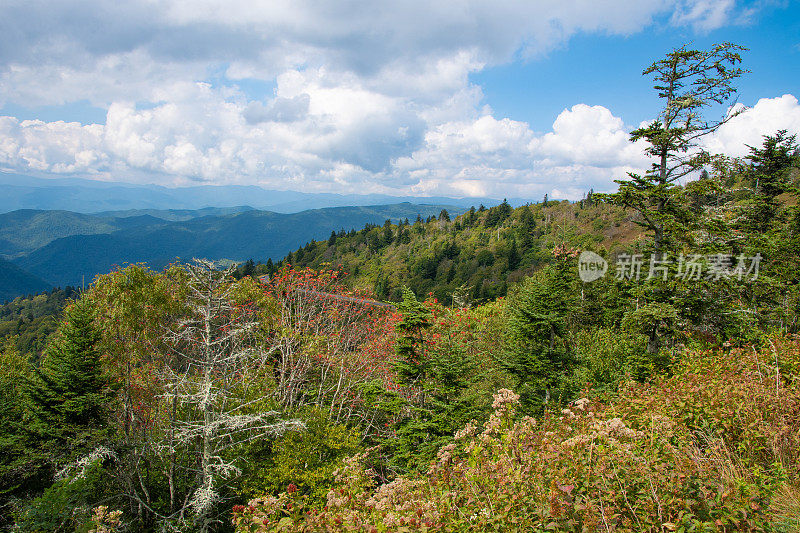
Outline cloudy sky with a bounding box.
[0,0,798,200]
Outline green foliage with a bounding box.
[500,254,577,412]
[742,130,799,231]
[284,199,638,306]
[393,287,432,388]
[10,42,800,533]
[570,327,648,390]
[25,298,115,466]
[16,455,112,533]
[1,298,116,529]
[238,338,800,532]
[597,42,747,256]
[0,338,33,526]
[0,287,73,361]
[622,301,678,356]
[239,408,362,505]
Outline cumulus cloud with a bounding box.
[0,0,754,108]
[0,0,781,198]
[534,104,648,168]
[4,89,798,199]
[393,104,654,199]
[244,95,310,124]
[704,95,800,157]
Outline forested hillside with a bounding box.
[0,258,52,302]
[274,197,637,304]
[1,127,798,532]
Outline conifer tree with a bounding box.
[0,339,33,526]
[519,205,536,249]
[25,298,113,466]
[393,287,432,396]
[598,42,747,257]
[507,238,520,269]
[500,249,577,412]
[744,130,799,231]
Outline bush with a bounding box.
[238,408,362,505]
[234,338,800,532]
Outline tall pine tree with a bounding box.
[25,298,114,467]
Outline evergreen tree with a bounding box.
[467,206,477,226]
[519,205,536,249]
[240,258,255,278]
[0,339,32,526]
[16,297,115,527]
[382,219,394,245]
[597,42,746,257]
[393,287,432,396]
[25,299,113,465]
[743,130,799,231]
[500,251,577,412]
[507,238,520,270]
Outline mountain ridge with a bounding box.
[0,172,524,214]
[7,203,466,290]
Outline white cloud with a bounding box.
[670,0,737,31]
[0,117,106,173]
[0,0,751,108]
[534,104,648,168]
[5,88,798,199]
[0,0,777,199]
[704,95,800,157]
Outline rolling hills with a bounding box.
[2,203,463,293]
[0,258,52,302]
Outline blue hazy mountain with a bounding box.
[0,258,51,302]
[0,172,514,214]
[0,207,255,257]
[7,203,462,290]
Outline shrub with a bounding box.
[233,338,800,532]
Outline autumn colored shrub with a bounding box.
[233,338,800,532]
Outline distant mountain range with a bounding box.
[0,172,525,214]
[0,203,463,298]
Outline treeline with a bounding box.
[0,287,78,361]
[237,196,635,305]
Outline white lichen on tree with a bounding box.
[159,259,303,531]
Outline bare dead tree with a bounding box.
[154,259,302,532]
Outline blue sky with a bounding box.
[0,0,798,200]
[474,2,800,132]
